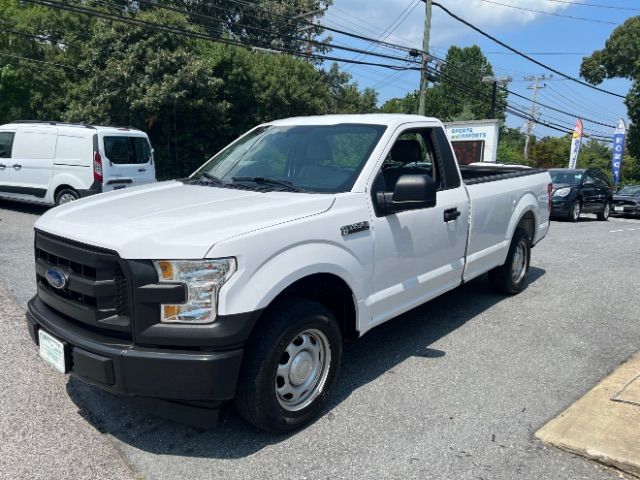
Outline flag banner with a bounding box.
[611,119,626,190]
[568,118,583,169]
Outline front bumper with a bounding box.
[27,296,243,402]
[550,199,572,217]
[611,205,640,216]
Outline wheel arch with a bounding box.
[251,272,359,342]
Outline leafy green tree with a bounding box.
[322,63,377,113]
[0,0,87,123]
[580,16,640,157]
[380,45,506,121]
[497,126,528,165]
[380,90,418,114]
[0,0,378,179]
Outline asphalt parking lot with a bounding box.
[1,200,639,480]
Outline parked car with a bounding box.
[0,121,156,206]
[26,114,551,433]
[549,168,612,221]
[612,185,640,217]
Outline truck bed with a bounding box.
[460,164,546,185]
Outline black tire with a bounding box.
[567,200,581,222]
[55,188,79,206]
[234,298,342,434]
[597,202,611,221]
[489,227,531,295]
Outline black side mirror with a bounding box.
[377,174,437,214]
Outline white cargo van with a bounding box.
[0,121,156,206]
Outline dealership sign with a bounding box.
[611,119,626,190]
[568,118,583,169]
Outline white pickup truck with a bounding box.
[27,114,551,433]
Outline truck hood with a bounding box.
[35,181,335,259]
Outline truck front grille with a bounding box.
[34,231,132,338]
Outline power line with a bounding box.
[0,51,85,71]
[22,0,420,72]
[486,51,591,56]
[343,0,420,73]
[425,64,611,140]
[115,0,418,67]
[427,52,616,128]
[476,0,617,25]
[430,1,626,99]
[540,0,640,11]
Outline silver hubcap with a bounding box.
[511,241,528,284]
[603,203,610,218]
[275,329,331,412]
[58,193,76,205]
[573,203,580,220]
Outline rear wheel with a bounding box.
[55,188,79,206]
[234,298,342,434]
[597,202,610,221]
[489,228,531,295]
[567,200,581,222]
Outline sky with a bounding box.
[322,0,636,141]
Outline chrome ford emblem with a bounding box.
[45,268,67,290]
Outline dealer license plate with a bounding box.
[615,206,624,212]
[38,329,67,373]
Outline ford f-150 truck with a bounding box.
[27,114,551,433]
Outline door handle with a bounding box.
[444,207,461,222]
[12,164,21,170]
[138,168,146,172]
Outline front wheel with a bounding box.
[568,200,581,222]
[234,298,342,434]
[597,202,611,221]
[489,228,531,295]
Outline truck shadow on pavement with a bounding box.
[0,200,49,216]
[66,267,545,459]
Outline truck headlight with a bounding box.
[153,259,236,324]
[553,187,571,197]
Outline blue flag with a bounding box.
[611,119,626,191]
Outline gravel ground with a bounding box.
[1,198,639,480]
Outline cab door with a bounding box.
[367,125,469,329]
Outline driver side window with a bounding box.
[584,172,595,185]
[374,129,442,193]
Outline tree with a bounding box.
[0,0,379,180]
[433,45,507,121]
[497,126,528,165]
[322,63,378,114]
[580,16,640,156]
[379,45,506,121]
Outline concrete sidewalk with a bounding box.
[536,353,640,478]
[0,282,136,480]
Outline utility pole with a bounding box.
[523,74,548,160]
[481,75,512,118]
[418,0,432,116]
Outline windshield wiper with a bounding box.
[197,172,224,184]
[232,176,305,192]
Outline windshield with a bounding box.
[193,124,386,193]
[550,170,583,185]
[618,185,640,195]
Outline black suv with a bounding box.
[549,168,613,222]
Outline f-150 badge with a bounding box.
[340,222,370,236]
